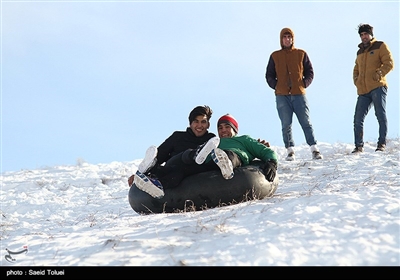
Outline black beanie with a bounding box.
[358,24,373,36]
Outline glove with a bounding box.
[261,160,277,182]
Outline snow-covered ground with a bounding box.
[1,139,399,267]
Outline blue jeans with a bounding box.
[353,86,387,147]
[276,94,317,148]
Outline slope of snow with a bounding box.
[1,139,399,266]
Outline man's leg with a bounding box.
[293,95,322,159]
[276,95,295,148]
[353,93,373,148]
[160,150,217,189]
[371,86,388,147]
[293,94,317,147]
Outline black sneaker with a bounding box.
[351,146,364,153]
[375,144,386,152]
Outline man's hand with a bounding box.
[128,174,135,187]
[374,69,383,81]
[257,138,270,147]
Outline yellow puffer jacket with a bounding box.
[353,38,394,95]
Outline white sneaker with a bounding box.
[211,148,234,179]
[312,151,323,159]
[310,145,323,160]
[138,145,158,173]
[134,170,164,198]
[285,147,295,161]
[195,136,220,164]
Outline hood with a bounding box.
[280,27,294,49]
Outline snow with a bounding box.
[1,139,399,267]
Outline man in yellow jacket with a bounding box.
[352,23,394,153]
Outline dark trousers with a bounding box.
[353,86,388,147]
[154,149,242,190]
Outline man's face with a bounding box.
[218,123,235,138]
[360,32,372,45]
[282,33,293,48]
[190,115,210,137]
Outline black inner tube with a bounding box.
[129,162,279,215]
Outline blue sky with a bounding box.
[1,0,399,172]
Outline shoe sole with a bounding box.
[134,170,164,198]
[211,148,234,179]
[195,137,220,164]
[138,146,158,173]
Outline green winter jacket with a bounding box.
[207,135,278,165]
[353,38,394,95]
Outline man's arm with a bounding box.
[265,55,277,90]
[379,42,394,77]
[302,52,314,88]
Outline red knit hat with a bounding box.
[217,114,239,134]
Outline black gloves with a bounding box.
[261,160,277,182]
